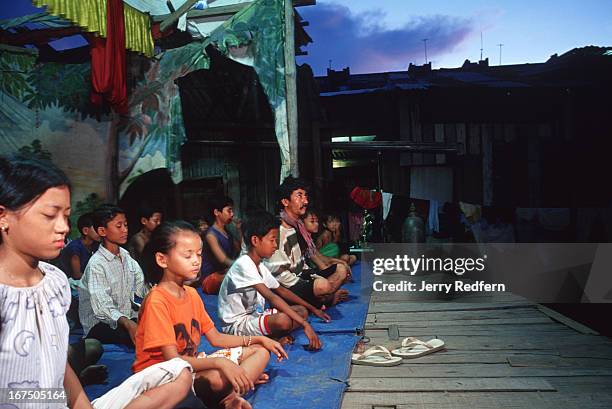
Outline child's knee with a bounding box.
[175,368,193,393]
[245,343,267,356]
[335,264,348,279]
[314,278,332,296]
[250,344,270,363]
[196,369,226,393]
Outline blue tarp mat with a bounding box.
[311,262,371,334]
[250,371,346,409]
[82,261,369,409]
[84,344,134,400]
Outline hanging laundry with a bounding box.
[428,200,440,233]
[382,192,393,220]
[350,187,382,209]
[90,0,128,115]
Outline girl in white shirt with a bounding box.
[0,156,191,409]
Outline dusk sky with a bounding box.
[297,0,612,75]
[2,0,610,75]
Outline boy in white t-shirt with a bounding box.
[218,211,331,350]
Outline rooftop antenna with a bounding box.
[497,43,504,65]
[328,59,332,70]
[422,38,428,64]
[480,32,483,61]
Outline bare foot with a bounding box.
[221,394,252,409]
[255,373,270,385]
[332,289,350,305]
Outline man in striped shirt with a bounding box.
[78,205,148,347]
[264,177,349,307]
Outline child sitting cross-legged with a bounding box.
[218,211,331,350]
[134,220,288,409]
[316,212,356,266]
[302,208,353,281]
[201,196,241,294]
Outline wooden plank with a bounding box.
[468,123,481,154]
[387,324,400,340]
[364,327,575,338]
[434,123,445,142]
[445,123,457,144]
[537,305,599,335]
[349,363,612,378]
[372,307,542,323]
[507,355,612,369]
[360,335,563,352]
[368,317,554,327]
[342,391,612,409]
[348,377,556,392]
[548,376,612,393]
[284,0,299,176]
[482,124,493,205]
[368,301,534,313]
[456,123,467,155]
[154,0,316,22]
[369,290,529,301]
[160,0,198,32]
[364,325,579,339]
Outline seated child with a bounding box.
[128,205,163,264]
[311,210,357,265]
[134,220,288,409]
[0,156,192,409]
[218,211,330,350]
[79,205,148,347]
[59,212,100,329]
[193,215,210,235]
[61,212,100,280]
[201,196,242,294]
[302,209,353,281]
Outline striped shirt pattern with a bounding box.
[78,245,147,336]
[263,225,304,288]
[0,262,71,408]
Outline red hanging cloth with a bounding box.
[350,186,382,210]
[90,0,128,115]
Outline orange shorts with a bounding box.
[202,272,225,295]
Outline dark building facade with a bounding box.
[315,47,612,242]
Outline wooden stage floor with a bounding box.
[341,271,612,409]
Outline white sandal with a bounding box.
[391,337,445,359]
[351,345,403,367]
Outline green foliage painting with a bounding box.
[24,62,91,114]
[0,52,35,100]
[17,139,52,161]
[0,52,90,115]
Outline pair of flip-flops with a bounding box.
[351,337,445,367]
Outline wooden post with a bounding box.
[160,0,198,32]
[284,0,299,177]
[312,121,323,189]
[106,114,119,203]
[482,124,493,206]
[173,182,183,218]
